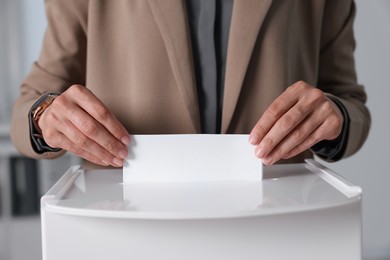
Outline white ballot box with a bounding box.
[41,159,362,260]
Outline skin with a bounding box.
[38,81,343,167]
[249,81,344,165]
[38,84,131,167]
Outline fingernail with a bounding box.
[101,160,109,166]
[118,149,128,159]
[249,133,260,145]
[263,157,272,165]
[121,136,131,145]
[255,146,264,158]
[113,157,124,167]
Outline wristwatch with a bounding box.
[29,93,62,153]
[31,93,58,133]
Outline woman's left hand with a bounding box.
[249,81,344,165]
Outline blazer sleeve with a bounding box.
[316,0,371,160]
[10,0,88,159]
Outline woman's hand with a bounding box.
[38,84,131,167]
[249,81,344,165]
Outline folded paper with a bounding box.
[123,134,262,183]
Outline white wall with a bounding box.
[17,1,390,259]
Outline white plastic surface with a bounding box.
[41,161,362,260]
[124,134,262,183]
[42,160,361,219]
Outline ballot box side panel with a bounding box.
[41,200,361,260]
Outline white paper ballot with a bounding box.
[123,134,262,183]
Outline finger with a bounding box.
[43,125,111,166]
[40,86,129,165]
[249,81,321,146]
[59,119,125,166]
[249,87,299,145]
[281,100,343,161]
[67,85,130,145]
[68,109,128,159]
[56,95,129,160]
[253,82,330,159]
[51,132,113,166]
[282,124,328,160]
[261,113,322,165]
[255,100,310,159]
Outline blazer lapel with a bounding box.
[221,0,273,133]
[148,0,201,132]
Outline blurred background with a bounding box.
[0,0,389,259]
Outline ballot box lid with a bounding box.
[41,159,361,220]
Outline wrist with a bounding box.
[32,93,59,135]
[29,93,62,153]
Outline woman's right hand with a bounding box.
[38,84,131,167]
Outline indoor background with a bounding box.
[0,0,389,259]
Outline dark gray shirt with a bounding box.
[186,0,234,134]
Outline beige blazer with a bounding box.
[10,0,370,163]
